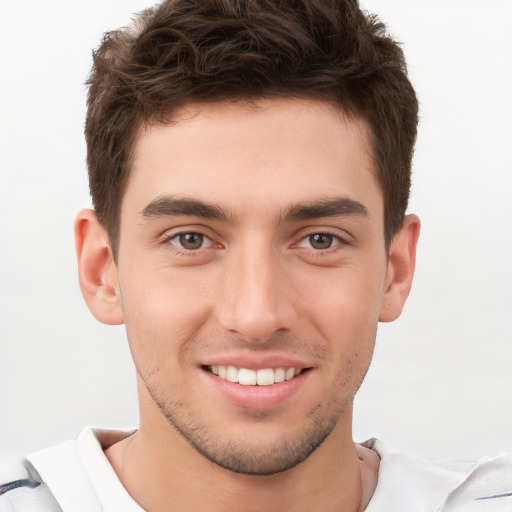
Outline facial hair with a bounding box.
[138,332,375,476]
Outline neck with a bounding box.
[107,427,364,512]
[105,386,373,512]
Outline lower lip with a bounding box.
[202,369,311,410]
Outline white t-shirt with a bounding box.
[1,427,511,511]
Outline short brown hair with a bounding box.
[86,0,418,259]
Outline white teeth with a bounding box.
[226,366,239,383]
[285,367,295,381]
[210,365,303,385]
[238,368,257,385]
[274,367,285,383]
[256,368,274,386]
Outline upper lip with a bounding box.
[200,354,313,370]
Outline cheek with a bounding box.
[294,265,383,392]
[296,263,386,340]
[118,264,216,371]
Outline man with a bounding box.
[1,0,510,510]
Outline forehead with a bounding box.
[124,98,382,220]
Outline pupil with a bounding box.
[310,233,332,249]
[180,233,203,249]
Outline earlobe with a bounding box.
[74,209,124,325]
[379,214,420,322]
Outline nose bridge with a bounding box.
[218,236,295,342]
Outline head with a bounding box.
[77,0,420,477]
[85,0,418,261]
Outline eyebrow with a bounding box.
[140,195,369,223]
[282,197,369,222]
[141,196,230,221]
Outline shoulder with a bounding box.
[440,452,512,511]
[364,440,512,512]
[15,427,141,512]
[0,431,102,512]
[0,461,61,512]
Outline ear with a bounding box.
[74,209,124,325]
[379,214,420,322]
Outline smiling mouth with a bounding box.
[204,365,309,386]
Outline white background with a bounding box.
[0,0,511,477]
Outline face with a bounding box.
[115,99,390,475]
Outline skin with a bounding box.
[76,98,419,512]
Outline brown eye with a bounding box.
[170,232,208,250]
[179,233,203,249]
[308,233,334,250]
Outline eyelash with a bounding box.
[296,232,343,250]
[292,232,349,261]
[161,229,217,256]
[161,229,347,257]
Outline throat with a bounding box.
[103,423,368,512]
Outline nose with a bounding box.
[217,243,297,343]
